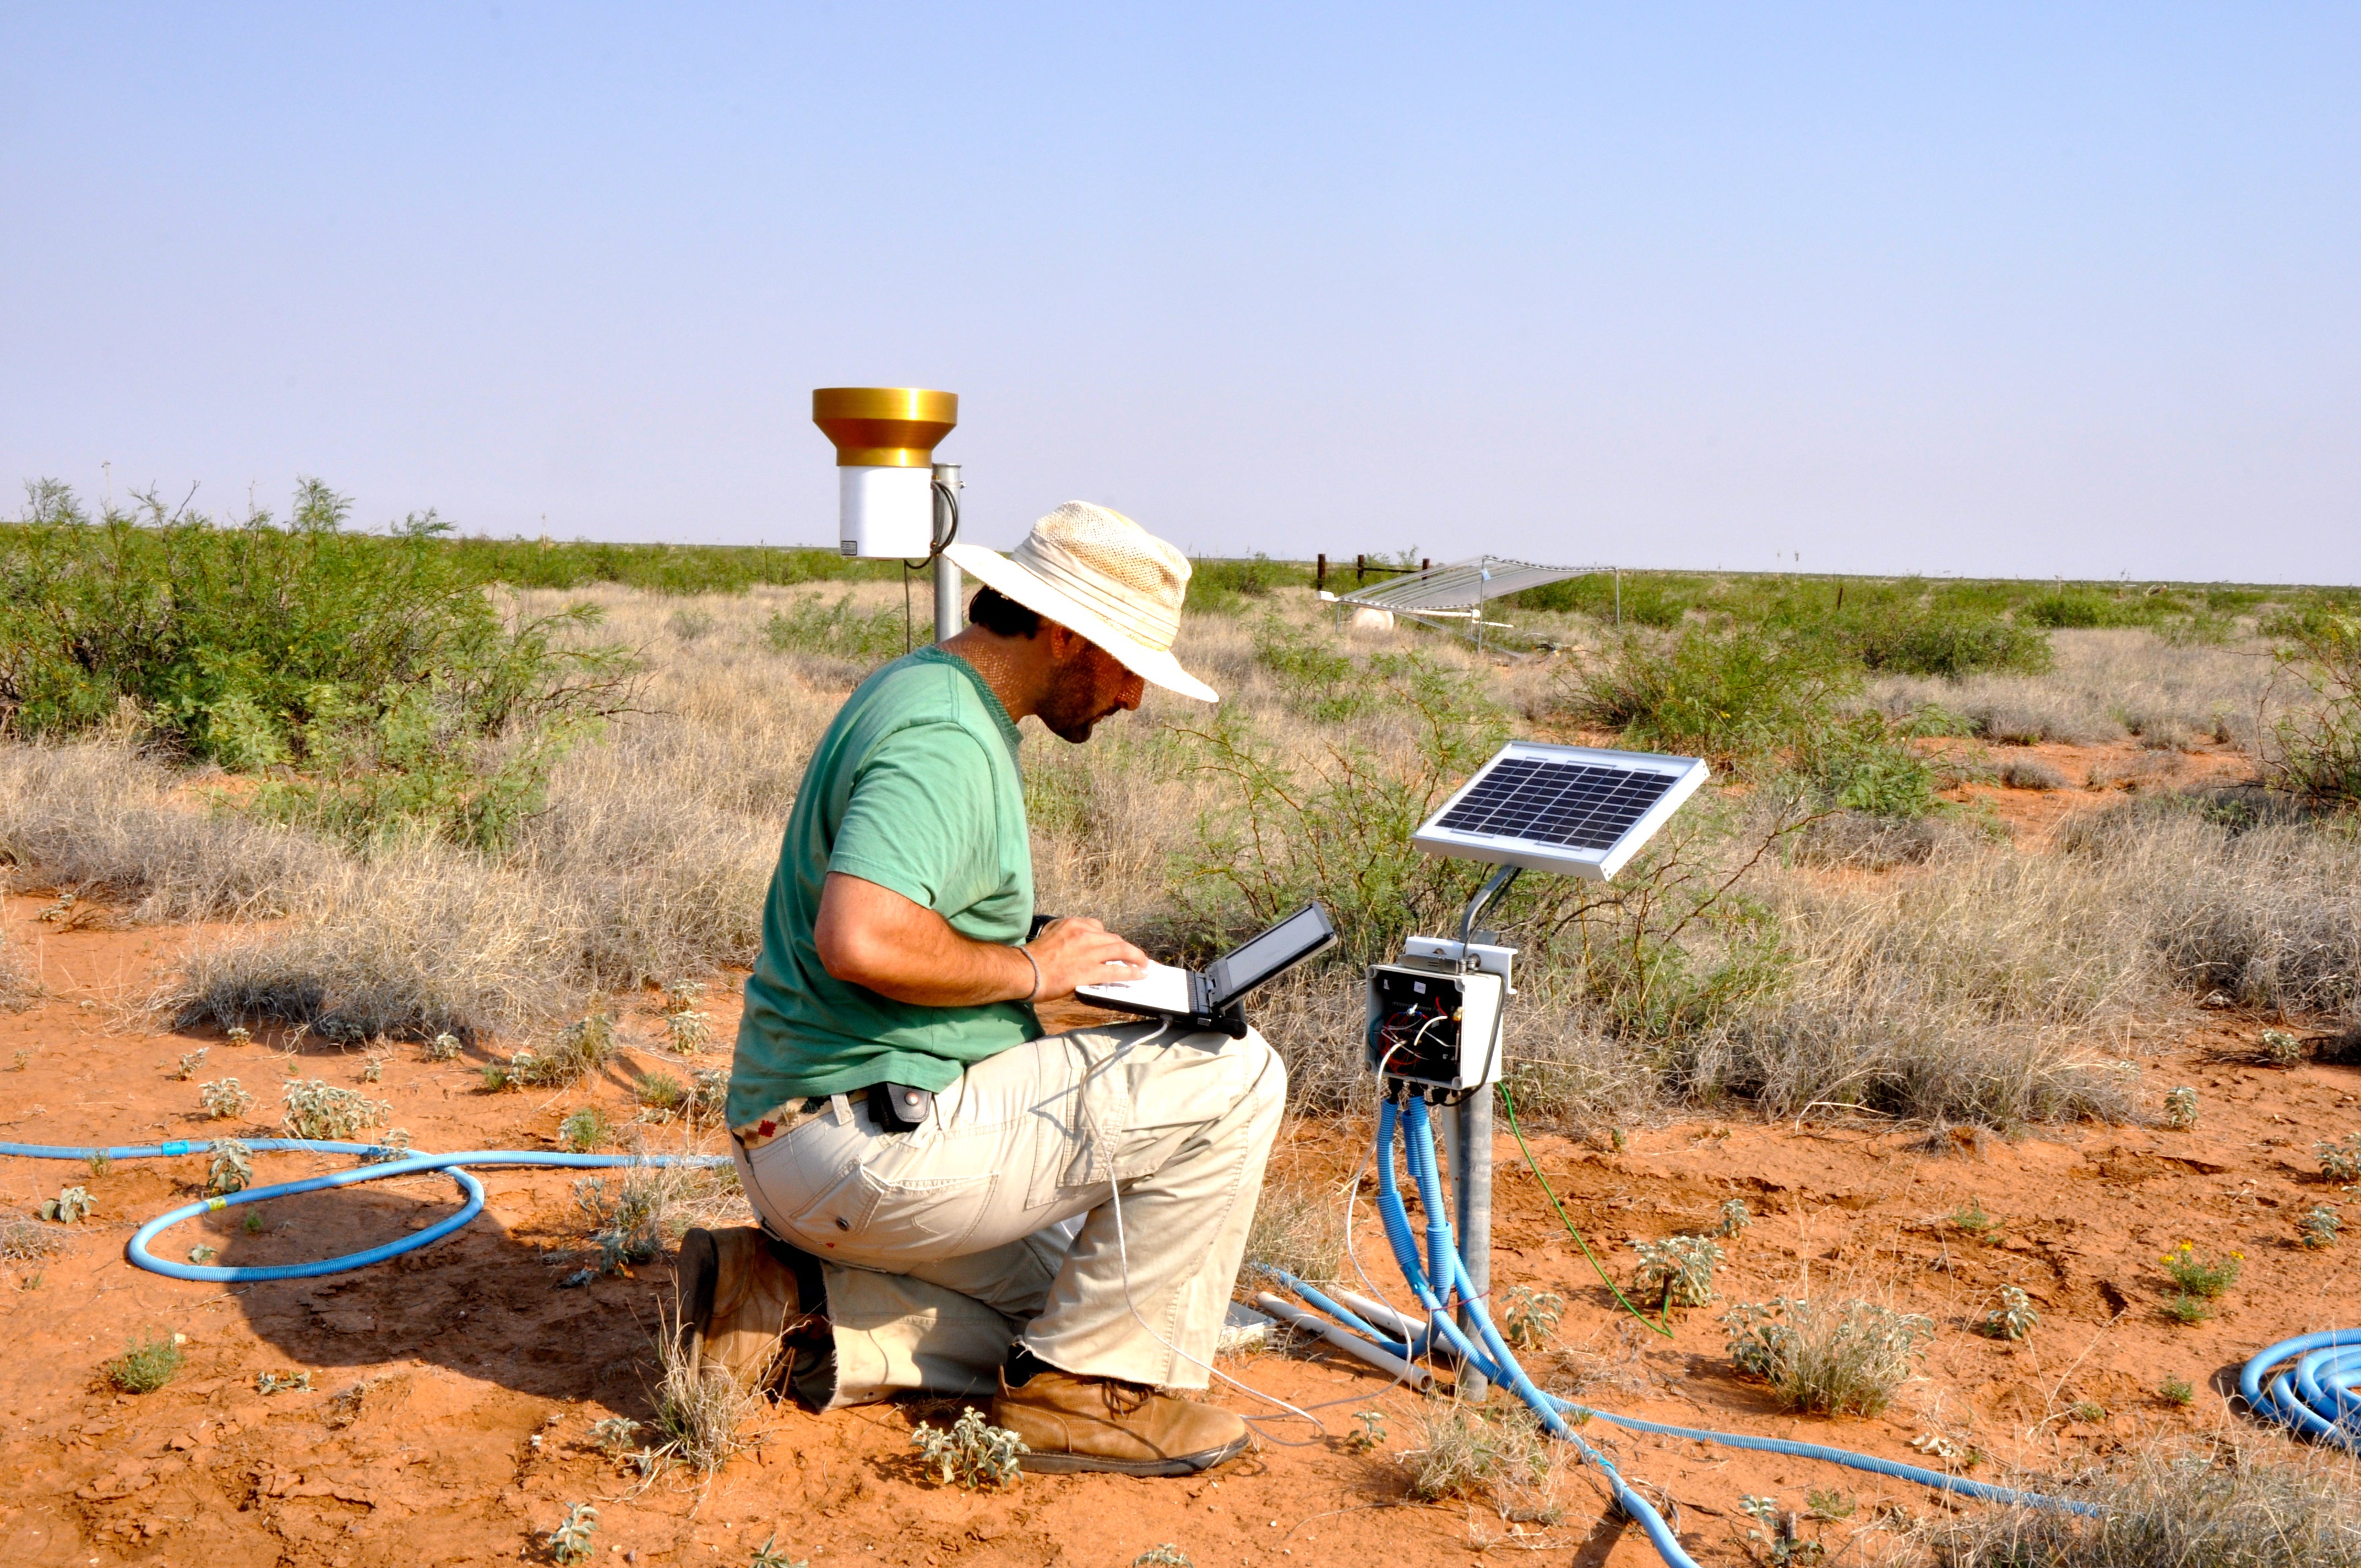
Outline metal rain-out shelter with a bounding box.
[1324,556,1604,646]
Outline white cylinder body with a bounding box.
[838,465,935,558]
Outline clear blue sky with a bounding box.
[4,4,2355,581]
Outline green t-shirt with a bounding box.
[727,646,1040,1125]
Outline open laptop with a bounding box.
[1073,902,1337,1033]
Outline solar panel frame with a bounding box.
[1412,741,1711,881]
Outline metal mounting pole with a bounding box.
[1449,1093,1493,1401]
[931,464,962,645]
[1447,864,1516,1403]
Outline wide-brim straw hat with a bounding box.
[945,502,1218,703]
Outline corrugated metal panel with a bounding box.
[1336,557,1604,614]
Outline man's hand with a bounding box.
[1022,916,1149,1001]
[814,874,1147,1007]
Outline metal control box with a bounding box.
[1366,957,1506,1092]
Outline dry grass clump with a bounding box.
[1403,1398,1560,1507]
[1723,1296,1933,1416]
[1242,1165,1347,1285]
[1,1213,70,1262]
[0,927,34,1010]
[1999,755,2069,791]
[650,1298,763,1475]
[1684,844,2150,1124]
[2064,806,2361,1024]
[1871,629,2268,750]
[1925,1439,2361,1567]
[0,740,338,921]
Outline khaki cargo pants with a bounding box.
[731,1021,1286,1408]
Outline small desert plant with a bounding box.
[360,1053,385,1083]
[224,1025,252,1044]
[2168,1294,2215,1325]
[1134,1548,1193,1568]
[1718,1197,1754,1235]
[911,1407,1028,1490]
[1347,1409,1387,1451]
[688,1068,728,1119]
[2318,1135,2361,1185]
[2162,1085,2199,1129]
[198,1077,254,1119]
[748,1536,808,1568]
[587,1415,641,1457]
[281,1079,389,1140]
[1,1214,69,1261]
[173,1048,209,1080]
[1724,1297,1934,1416]
[1740,1494,1827,1566]
[546,1501,599,1565]
[635,1070,687,1120]
[2159,1241,2242,1298]
[2262,1030,2305,1066]
[107,1330,184,1392]
[665,992,712,1053]
[1403,1398,1552,1502]
[2299,1206,2341,1249]
[255,1369,312,1394]
[1498,1284,1565,1350]
[2159,1375,2195,1407]
[558,1106,612,1152]
[1630,1233,1724,1310]
[1950,1197,1997,1238]
[359,1127,412,1162]
[187,1244,217,1264]
[665,607,715,642]
[37,1186,92,1224]
[1979,1285,2040,1341]
[423,1031,463,1061]
[2070,1401,2107,1423]
[206,1138,254,1195]
[523,1006,617,1088]
[85,1151,110,1178]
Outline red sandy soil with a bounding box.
[3,850,2357,1568]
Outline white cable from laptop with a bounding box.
[1071,1019,1330,1439]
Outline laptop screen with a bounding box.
[1208,904,1336,1006]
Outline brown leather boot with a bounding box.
[675,1227,810,1397]
[989,1368,1250,1476]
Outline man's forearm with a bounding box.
[814,874,1036,1006]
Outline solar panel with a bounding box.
[1412,741,1710,881]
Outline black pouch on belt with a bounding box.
[868,1082,933,1133]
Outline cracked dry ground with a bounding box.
[2,891,2358,1567]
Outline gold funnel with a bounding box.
[812,387,958,467]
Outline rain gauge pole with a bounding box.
[932,464,963,644]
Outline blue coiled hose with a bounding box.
[2238,1330,2361,1448]
[1331,1096,2105,1568]
[0,1138,728,1283]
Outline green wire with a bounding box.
[1495,1082,1675,1339]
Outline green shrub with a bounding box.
[1564,625,1860,766]
[1170,649,1508,965]
[1187,553,1299,614]
[2265,610,2361,806]
[1800,714,1945,820]
[1846,606,2052,679]
[761,594,916,665]
[0,480,635,851]
[1509,571,1687,627]
[1250,622,1367,721]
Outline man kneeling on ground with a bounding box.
[679,502,1285,1476]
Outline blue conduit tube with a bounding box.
[1299,1096,2103,1568]
[1,1139,728,1284]
[2238,1331,2361,1448]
